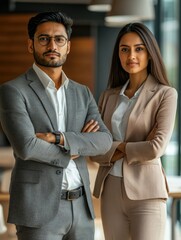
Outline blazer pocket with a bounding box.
[14,169,41,184]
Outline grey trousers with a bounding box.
[16,195,94,240]
[101,175,167,240]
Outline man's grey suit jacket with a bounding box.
[0,68,112,228]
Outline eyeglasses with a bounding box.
[36,35,68,47]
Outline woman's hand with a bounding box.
[117,142,126,154]
[111,150,125,163]
[146,123,158,141]
[111,142,126,163]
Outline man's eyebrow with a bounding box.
[37,34,49,36]
[37,34,67,38]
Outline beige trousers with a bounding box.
[101,175,166,240]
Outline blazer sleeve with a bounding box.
[126,87,178,164]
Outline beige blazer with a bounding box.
[92,74,177,200]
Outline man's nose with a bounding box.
[47,38,57,50]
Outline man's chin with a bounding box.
[36,62,63,68]
[46,64,63,68]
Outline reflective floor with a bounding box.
[0,215,181,240]
[0,160,181,240]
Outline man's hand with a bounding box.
[36,133,54,143]
[81,120,100,133]
[72,120,100,160]
[36,120,99,159]
[36,132,64,145]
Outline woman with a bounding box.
[91,22,177,240]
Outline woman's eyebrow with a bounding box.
[120,43,145,47]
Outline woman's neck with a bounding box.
[125,73,148,98]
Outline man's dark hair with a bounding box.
[28,11,73,40]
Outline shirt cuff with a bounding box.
[58,132,70,151]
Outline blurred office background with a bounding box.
[0,0,180,239]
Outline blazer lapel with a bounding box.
[26,68,58,130]
[125,74,158,140]
[103,88,120,132]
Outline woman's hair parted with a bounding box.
[107,22,170,89]
[28,11,73,40]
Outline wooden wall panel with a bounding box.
[64,37,95,92]
[0,14,95,93]
[0,14,33,84]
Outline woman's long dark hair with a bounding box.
[107,22,170,88]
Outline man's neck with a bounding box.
[36,64,62,89]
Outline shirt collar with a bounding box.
[120,80,129,96]
[120,80,144,98]
[33,63,69,89]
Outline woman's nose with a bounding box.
[128,50,136,59]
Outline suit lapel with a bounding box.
[125,75,158,140]
[64,80,76,131]
[26,68,58,130]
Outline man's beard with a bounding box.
[33,50,67,68]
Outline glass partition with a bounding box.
[160,0,179,176]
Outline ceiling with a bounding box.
[15,0,90,3]
[1,0,106,26]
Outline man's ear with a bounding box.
[67,41,71,54]
[28,39,34,53]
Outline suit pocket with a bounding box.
[14,169,41,184]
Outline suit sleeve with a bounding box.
[63,87,112,156]
[0,83,70,168]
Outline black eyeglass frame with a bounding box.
[34,35,68,47]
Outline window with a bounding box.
[160,0,180,176]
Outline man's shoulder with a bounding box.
[67,79,90,92]
[1,68,33,88]
[67,79,93,100]
[68,79,86,88]
[0,74,25,90]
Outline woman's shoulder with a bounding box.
[148,74,177,94]
[98,87,121,109]
[157,80,177,96]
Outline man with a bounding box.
[0,11,112,240]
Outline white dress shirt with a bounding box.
[110,80,144,177]
[33,63,83,190]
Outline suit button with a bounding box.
[56,170,62,175]
[51,160,58,165]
